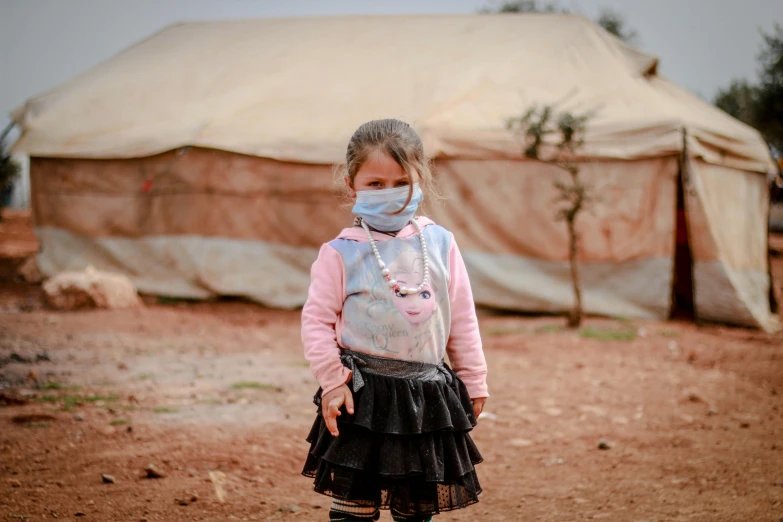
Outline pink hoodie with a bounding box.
[301,217,488,398]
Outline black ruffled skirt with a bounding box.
[301,351,483,518]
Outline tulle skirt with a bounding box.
[301,350,483,518]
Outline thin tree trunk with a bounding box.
[567,218,583,328]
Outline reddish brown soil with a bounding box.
[1,212,782,521]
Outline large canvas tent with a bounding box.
[11,14,778,330]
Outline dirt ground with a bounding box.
[1,211,782,522]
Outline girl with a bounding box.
[301,119,488,522]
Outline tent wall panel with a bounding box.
[684,159,774,329]
[32,152,682,320]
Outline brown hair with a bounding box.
[338,119,437,213]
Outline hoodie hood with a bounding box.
[336,216,435,243]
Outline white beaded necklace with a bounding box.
[360,219,430,295]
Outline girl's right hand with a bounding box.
[321,384,354,437]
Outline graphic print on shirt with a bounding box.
[387,246,443,357]
[333,225,452,363]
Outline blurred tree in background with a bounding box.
[479,1,562,13]
[0,134,21,214]
[480,1,638,44]
[714,80,758,126]
[715,24,783,155]
[595,7,637,45]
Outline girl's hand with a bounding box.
[321,384,354,437]
[472,397,487,420]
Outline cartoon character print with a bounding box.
[386,246,442,358]
[349,249,400,353]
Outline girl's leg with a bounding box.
[329,498,380,521]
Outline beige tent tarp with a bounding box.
[13,14,774,173]
[12,14,778,329]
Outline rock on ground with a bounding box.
[42,266,142,310]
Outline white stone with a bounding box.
[544,407,563,417]
[43,265,143,310]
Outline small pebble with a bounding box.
[175,493,199,506]
[143,464,165,479]
[598,440,612,450]
[102,474,116,484]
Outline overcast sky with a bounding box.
[1,0,782,133]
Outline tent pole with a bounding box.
[765,143,780,315]
[680,127,698,322]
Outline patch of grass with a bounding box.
[38,394,121,411]
[230,381,279,391]
[109,418,131,426]
[200,397,223,405]
[39,382,80,391]
[25,422,51,428]
[535,324,564,334]
[153,406,179,414]
[100,403,135,411]
[136,373,155,381]
[61,395,84,411]
[578,327,636,342]
[484,325,527,336]
[83,394,119,403]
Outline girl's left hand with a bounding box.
[471,397,487,420]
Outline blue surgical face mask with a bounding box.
[352,183,423,232]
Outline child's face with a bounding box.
[346,150,420,198]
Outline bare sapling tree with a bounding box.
[506,105,593,328]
